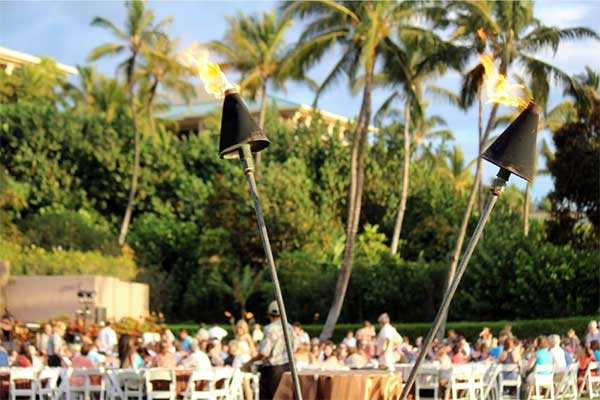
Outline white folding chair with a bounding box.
[556,363,577,400]
[416,365,440,400]
[240,371,260,400]
[104,370,123,400]
[36,367,62,400]
[181,370,218,400]
[116,370,144,400]
[212,368,233,399]
[449,364,473,400]
[68,368,106,400]
[583,362,600,399]
[9,367,37,400]
[145,369,175,400]
[530,364,554,400]
[225,369,243,400]
[471,363,488,400]
[500,364,521,400]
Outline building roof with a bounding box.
[0,46,78,75]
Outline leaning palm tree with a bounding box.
[284,0,439,340]
[208,11,299,171]
[88,0,172,245]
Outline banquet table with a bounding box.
[273,369,403,400]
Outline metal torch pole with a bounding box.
[239,144,303,400]
[399,170,509,400]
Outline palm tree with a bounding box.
[88,0,171,245]
[375,33,465,256]
[138,34,195,133]
[446,0,598,292]
[435,0,599,338]
[208,11,298,171]
[72,66,127,123]
[434,146,477,198]
[284,0,438,340]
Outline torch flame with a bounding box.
[179,43,237,99]
[477,28,487,41]
[480,53,529,108]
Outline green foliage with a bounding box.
[0,240,136,281]
[1,2,598,328]
[21,208,119,255]
[547,99,600,245]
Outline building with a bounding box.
[0,46,78,75]
[6,275,149,322]
[163,93,378,141]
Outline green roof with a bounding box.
[160,95,301,120]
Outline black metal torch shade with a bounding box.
[219,89,270,159]
[481,102,541,183]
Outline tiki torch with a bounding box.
[218,88,303,400]
[399,102,541,400]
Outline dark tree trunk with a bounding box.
[320,59,374,341]
[118,54,141,246]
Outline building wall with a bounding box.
[6,275,148,322]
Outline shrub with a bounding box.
[1,240,137,281]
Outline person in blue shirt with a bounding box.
[591,340,600,373]
[0,346,8,367]
[526,336,554,393]
[179,329,193,353]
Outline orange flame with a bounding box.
[179,43,236,99]
[480,54,529,108]
[477,28,487,41]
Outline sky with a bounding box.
[1,0,599,203]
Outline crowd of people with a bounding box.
[1,305,599,399]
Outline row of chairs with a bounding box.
[409,362,580,400]
[5,366,257,400]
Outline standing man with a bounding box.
[376,313,401,370]
[243,301,296,399]
[98,321,118,355]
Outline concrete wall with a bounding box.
[6,275,149,322]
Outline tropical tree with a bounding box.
[284,0,441,340]
[88,0,172,245]
[433,146,477,198]
[445,0,598,311]
[71,66,127,123]
[208,11,299,170]
[138,34,195,131]
[375,33,465,256]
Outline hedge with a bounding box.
[169,315,595,343]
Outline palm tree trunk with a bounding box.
[390,100,412,256]
[523,182,531,236]
[320,60,374,341]
[118,56,140,246]
[255,80,268,175]
[437,102,499,339]
[477,88,484,214]
[146,77,159,133]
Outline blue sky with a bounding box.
[1,0,599,202]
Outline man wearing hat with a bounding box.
[243,300,296,399]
